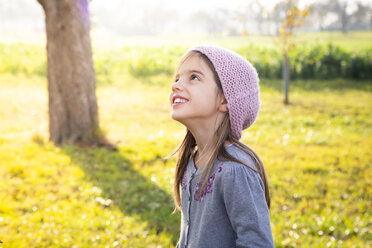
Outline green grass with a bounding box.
[0,71,370,247]
[0,31,371,246]
[2,33,371,83]
[291,31,372,51]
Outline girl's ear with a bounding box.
[219,96,228,113]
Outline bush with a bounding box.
[0,43,46,77]
[276,43,372,80]
[0,42,371,81]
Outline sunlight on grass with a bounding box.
[0,141,175,247]
[0,41,371,247]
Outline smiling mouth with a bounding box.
[174,98,188,104]
[172,95,189,107]
[172,96,189,106]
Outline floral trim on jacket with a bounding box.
[194,165,223,202]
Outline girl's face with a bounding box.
[170,54,227,129]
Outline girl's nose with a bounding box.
[172,79,184,92]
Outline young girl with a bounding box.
[169,44,274,248]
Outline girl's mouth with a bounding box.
[172,94,189,107]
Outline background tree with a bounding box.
[189,9,230,35]
[36,0,106,146]
[232,5,254,36]
[253,1,268,34]
[277,0,310,104]
[348,1,372,30]
[334,0,350,33]
[272,1,288,36]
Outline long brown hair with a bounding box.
[171,51,271,212]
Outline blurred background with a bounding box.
[0,0,371,247]
[1,0,371,45]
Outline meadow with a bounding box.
[0,32,371,247]
[2,33,371,82]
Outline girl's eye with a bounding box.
[191,74,199,81]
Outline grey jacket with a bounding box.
[176,144,274,248]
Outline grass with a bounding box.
[0,32,371,247]
[290,31,372,51]
[0,71,370,247]
[2,33,371,84]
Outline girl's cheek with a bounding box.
[169,92,173,104]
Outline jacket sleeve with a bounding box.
[221,163,275,248]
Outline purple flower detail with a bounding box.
[181,170,187,190]
[194,164,224,202]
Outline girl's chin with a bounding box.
[170,113,183,122]
[170,113,188,124]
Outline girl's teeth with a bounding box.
[175,98,187,103]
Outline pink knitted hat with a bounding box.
[187,44,261,140]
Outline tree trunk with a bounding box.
[37,0,99,145]
[341,6,348,33]
[283,52,290,105]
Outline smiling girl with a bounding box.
[169,45,274,248]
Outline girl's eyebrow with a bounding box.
[176,70,205,77]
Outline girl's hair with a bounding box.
[171,51,271,212]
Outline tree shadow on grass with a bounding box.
[61,145,180,244]
[260,78,372,93]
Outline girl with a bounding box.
[169,44,274,248]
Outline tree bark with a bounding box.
[37,0,99,145]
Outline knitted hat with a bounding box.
[187,44,261,140]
